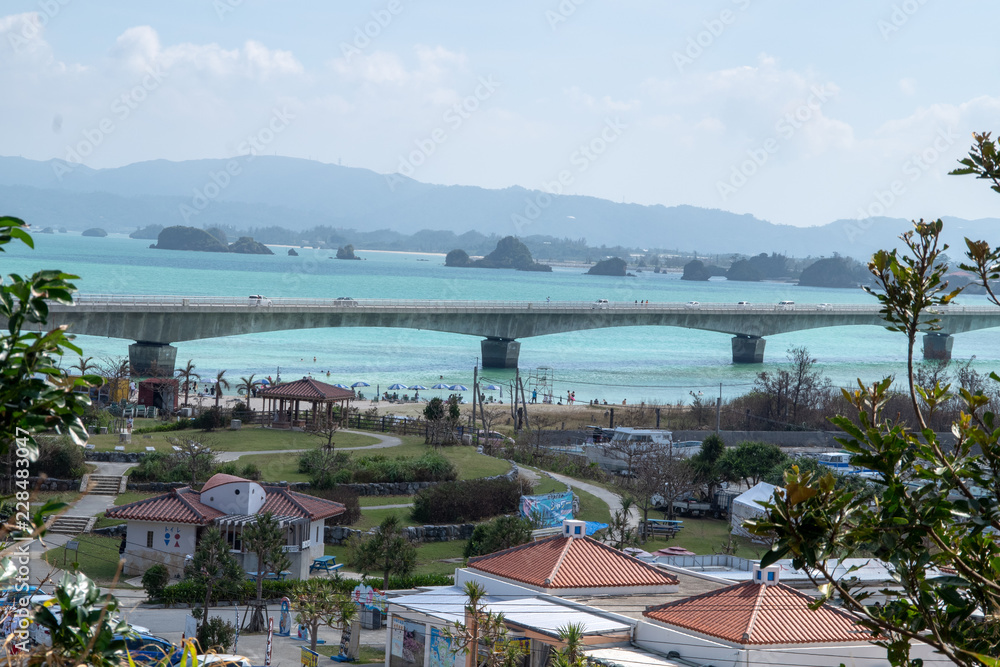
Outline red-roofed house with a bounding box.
[634,564,941,666]
[107,473,345,579]
[464,520,678,596]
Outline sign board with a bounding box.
[301,647,319,667]
[184,615,198,641]
[339,618,360,660]
[391,618,405,657]
[278,597,292,636]
[66,541,79,551]
[352,583,388,612]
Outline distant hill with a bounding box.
[2,155,997,259]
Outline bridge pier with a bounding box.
[732,335,766,364]
[922,333,953,361]
[129,341,178,376]
[481,337,520,369]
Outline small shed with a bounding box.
[258,377,355,429]
[138,378,178,411]
[729,481,776,541]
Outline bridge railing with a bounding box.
[68,294,998,313]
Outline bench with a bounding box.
[309,555,344,574]
[114,446,125,452]
[640,519,684,539]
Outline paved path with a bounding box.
[363,503,414,510]
[545,471,640,528]
[216,430,403,462]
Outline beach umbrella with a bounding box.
[352,381,370,388]
[332,383,350,389]
[260,378,270,385]
[431,383,450,389]
[483,384,501,391]
[408,385,428,390]
[388,383,408,390]
[449,384,469,391]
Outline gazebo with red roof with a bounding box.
[258,377,355,429]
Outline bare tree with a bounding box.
[306,410,339,453]
[167,436,217,486]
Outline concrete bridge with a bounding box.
[37,295,1000,373]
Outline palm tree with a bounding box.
[214,369,231,408]
[236,374,261,400]
[175,359,200,406]
[71,356,99,376]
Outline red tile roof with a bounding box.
[106,487,225,525]
[467,535,678,590]
[202,473,249,492]
[643,580,870,645]
[261,486,346,521]
[258,378,355,401]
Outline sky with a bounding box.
[1,1,999,228]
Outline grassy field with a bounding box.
[357,495,413,507]
[639,517,765,557]
[85,427,380,453]
[324,539,466,577]
[44,534,129,585]
[235,438,510,485]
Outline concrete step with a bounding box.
[86,475,123,495]
[48,515,91,535]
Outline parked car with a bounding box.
[248,294,272,306]
[817,303,832,310]
[592,299,610,309]
[0,585,43,606]
[335,296,358,306]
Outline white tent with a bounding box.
[729,481,777,541]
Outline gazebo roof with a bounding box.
[258,378,355,401]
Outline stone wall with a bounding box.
[85,451,145,463]
[93,523,128,537]
[324,522,476,546]
[26,477,78,492]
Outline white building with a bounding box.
[106,473,345,579]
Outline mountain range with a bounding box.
[1,154,996,258]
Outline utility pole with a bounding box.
[472,364,479,440]
[715,382,722,435]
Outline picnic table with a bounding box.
[640,518,684,539]
[309,555,343,574]
[246,570,291,581]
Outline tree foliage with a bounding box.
[749,136,1000,666]
[293,578,356,652]
[463,515,533,559]
[717,441,787,489]
[346,514,417,589]
[185,527,243,629]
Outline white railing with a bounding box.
[66,294,1000,314]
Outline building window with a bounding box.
[316,526,320,542]
[146,531,153,548]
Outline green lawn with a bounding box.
[354,508,419,531]
[529,476,569,495]
[235,439,509,485]
[324,539,466,577]
[358,495,413,507]
[44,534,129,585]
[86,427,379,453]
[638,517,764,557]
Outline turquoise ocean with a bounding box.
[4,233,999,406]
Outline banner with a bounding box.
[520,491,574,527]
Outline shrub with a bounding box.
[197,616,237,653]
[193,406,223,431]
[305,486,361,526]
[411,478,523,523]
[142,564,170,600]
[215,462,239,476]
[134,420,191,435]
[30,437,87,479]
[363,573,453,589]
[231,400,254,422]
[299,449,456,486]
[463,515,533,559]
[239,463,262,481]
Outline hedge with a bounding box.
[411,478,522,523]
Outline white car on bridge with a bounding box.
[248,295,272,306]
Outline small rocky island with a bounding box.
[446,236,551,272]
[586,257,627,276]
[152,225,273,254]
[336,244,360,260]
[288,248,299,256]
[129,224,164,240]
[797,257,869,288]
[81,227,107,237]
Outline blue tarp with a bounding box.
[584,521,608,536]
[520,492,574,527]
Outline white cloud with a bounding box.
[899,77,917,95]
